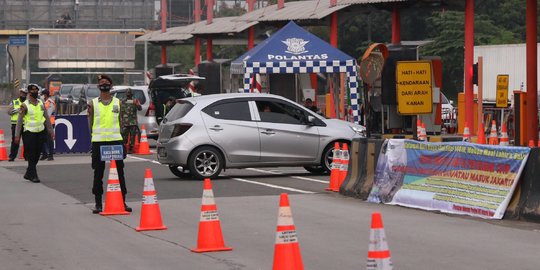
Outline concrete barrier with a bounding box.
[505,148,540,222]
[340,138,384,200]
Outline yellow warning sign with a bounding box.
[396,61,433,114]
[496,74,509,108]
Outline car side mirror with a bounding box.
[450,100,454,105]
[306,115,316,125]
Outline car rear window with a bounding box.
[164,101,194,121]
[86,85,100,99]
[71,86,82,98]
[114,90,146,104]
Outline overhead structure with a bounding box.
[233,21,361,123]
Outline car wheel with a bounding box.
[188,146,223,180]
[303,165,328,175]
[321,141,349,173]
[168,165,191,178]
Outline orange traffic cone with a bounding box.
[19,144,24,159]
[136,168,167,231]
[529,140,535,148]
[273,193,304,270]
[366,212,393,270]
[499,123,509,146]
[463,122,471,142]
[488,120,498,145]
[136,125,151,155]
[420,123,427,142]
[476,122,486,144]
[100,160,130,216]
[0,129,8,161]
[191,178,232,253]
[326,142,341,192]
[339,143,349,188]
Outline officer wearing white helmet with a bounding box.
[6,88,28,161]
[13,84,55,183]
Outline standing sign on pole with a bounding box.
[496,74,509,108]
[396,61,433,115]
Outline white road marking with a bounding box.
[226,176,316,194]
[127,155,164,165]
[246,168,329,184]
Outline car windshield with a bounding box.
[71,86,82,98]
[60,86,73,95]
[86,85,100,98]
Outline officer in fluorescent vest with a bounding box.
[6,88,27,161]
[13,84,54,183]
[87,74,132,214]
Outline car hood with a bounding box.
[324,118,366,135]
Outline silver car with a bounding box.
[157,93,366,179]
[111,85,159,139]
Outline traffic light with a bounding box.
[472,63,478,85]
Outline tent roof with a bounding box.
[231,21,355,73]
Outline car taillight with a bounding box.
[170,123,192,138]
[146,102,155,116]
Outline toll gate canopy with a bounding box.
[231,21,360,124]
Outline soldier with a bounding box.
[120,88,142,154]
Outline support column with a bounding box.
[330,12,338,48]
[194,0,202,65]
[526,0,538,143]
[160,0,167,65]
[391,6,400,44]
[464,0,474,135]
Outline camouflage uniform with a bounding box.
[120,95,142,153]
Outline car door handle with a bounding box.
[261,129,275,135]
[209,125,223,131]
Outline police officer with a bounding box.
[6,88,27,161]
[13,84,54,183]
[87,74,131,214]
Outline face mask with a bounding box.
[30,92,38,99]
[20,96,26,102]
[99,84,111,92]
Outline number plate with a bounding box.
[158,147,167,158]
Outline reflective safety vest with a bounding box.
[23,100,46,133]
[91,97,122,142]
[10,99,22,124]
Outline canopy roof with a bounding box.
[231,21,355,74]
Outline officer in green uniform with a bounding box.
[120,88,142,154]
[13,84,54,183]
[87,74,132,214]
[7,88,27,161]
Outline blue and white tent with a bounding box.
[233,21,360,123]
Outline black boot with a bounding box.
[123,195,132,212]
[92,195,102,214]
